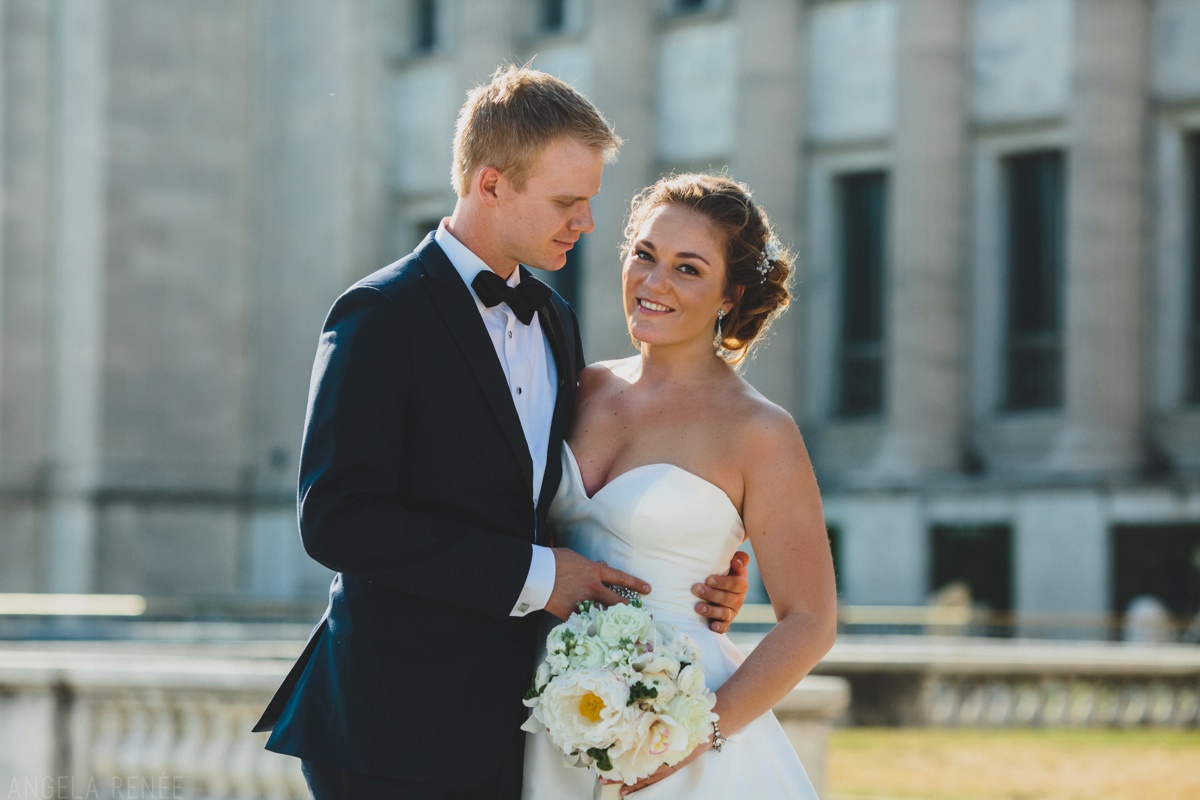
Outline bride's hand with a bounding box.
[600,743,712,795]
[693,551,750,633]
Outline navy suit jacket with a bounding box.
[253,235,584,786]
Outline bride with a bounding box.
[522,174,838,798]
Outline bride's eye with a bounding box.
[634,248,654,262]
[677,263,700,275]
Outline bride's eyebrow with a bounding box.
[675,251,711,266]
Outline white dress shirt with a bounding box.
[435,223,557,617]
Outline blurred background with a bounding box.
[1,0,1199,798]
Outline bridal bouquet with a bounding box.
[521,599,719,786]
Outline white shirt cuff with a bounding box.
[509,545,556,616]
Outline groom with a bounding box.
[253,66,748,799]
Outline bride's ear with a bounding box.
[723,285,744,315]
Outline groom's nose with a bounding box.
[569,202,595,234]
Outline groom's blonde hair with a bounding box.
[452,64,621,197]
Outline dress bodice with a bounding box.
[548,443,745,630]
[527,444,818,799]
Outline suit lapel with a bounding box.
[418,237,534,493]
[534,275,579,516]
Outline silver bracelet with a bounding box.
[604,583,642,603]
[710,720,726,752]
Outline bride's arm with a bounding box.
[709,409,838,736]
[614,410,837,795]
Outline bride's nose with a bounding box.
[640,262,669,291]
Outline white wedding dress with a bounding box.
[521,444,819,799]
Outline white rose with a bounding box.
[666,693,718,749]
[595,604,652,645]
[676,663,706,696]
[603,712,692,784]
[566,635,607,669]
[535,669,630,754]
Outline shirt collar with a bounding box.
[435,221,523,307]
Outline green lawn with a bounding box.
[827,727,1200,800]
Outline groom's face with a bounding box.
[494,137,604,272]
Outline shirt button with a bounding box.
[508,331,513,339]
[517,387,523,395]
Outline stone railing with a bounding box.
[790,636,1200,728]
[0,641,848,800]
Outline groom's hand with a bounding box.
[693,551,750,634]
[545,549,651,620]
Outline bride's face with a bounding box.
[622,205,733,350]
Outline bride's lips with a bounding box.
[635,298,674,315]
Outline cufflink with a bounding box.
[517,602,530,613]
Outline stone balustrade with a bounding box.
[782,635,1200,728]
[0,641,848,800]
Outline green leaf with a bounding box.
[627,681,659,706]
[587,746,614,773]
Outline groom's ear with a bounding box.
[476,166,503,207]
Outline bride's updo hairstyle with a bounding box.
[621,173,794,366]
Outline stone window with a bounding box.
[836,170,887,418]
[1188,133,1200,404]
[1003,150,1066,411]
[413,0,438,53]
[930,523,1013,633]
[1111,524,1200,638]
[537,0,567,33]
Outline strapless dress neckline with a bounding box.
[562,442,741,520]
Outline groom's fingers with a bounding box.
[598,564,651,597]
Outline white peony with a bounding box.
[603,712,692,784]
[527,668,630,755]
[666,693,718,749]
[595,604,652,645]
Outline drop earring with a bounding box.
[714,309,726,349]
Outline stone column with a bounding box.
[0,2,55,591]
[580,0,657,358]
[247,0,377,597]
[45,0,109,592]
[870,0,969,480]
[731,0,807,415]
[1049,0,1149,474]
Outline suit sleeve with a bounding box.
[296,285,531,619]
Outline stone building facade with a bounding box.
[2,0,1199,634]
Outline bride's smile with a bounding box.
[623,205,733,351]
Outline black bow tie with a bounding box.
[471,270,551,325]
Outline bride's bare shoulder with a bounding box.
[729,381,808,458]
[579,357,638,395]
